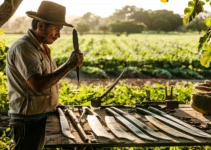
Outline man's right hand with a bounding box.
[67,50,84,68]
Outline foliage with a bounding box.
[152,19,172,32]
[186,11,210,33]
[183,0,205,24]
[2,5,187,34]
[81,66,108,78]
[59,80,194,106]
[110,21,146,35]
[0,128,12,150]
[0,30,8,73]
[0,30,8,111]
[0,72,9,111]
[76,22,90,35]
[98,25,109,34]
[176,0,211,68]
[80,12,100,31]
[6,33,211,79]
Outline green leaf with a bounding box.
[160,0,168,3]
[183,0,204,24]
[184,7,193,14]
[200,55,211,68]
[205,17,211,27]
[188,1,194,6]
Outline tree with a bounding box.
[109,5,138,22]
[129,9,153,28]
[81,12,100,31]
[149,10,183,31]
[98,25,109,34]
[110,21,146,35]
[152,19,172,32]
[0,0,23,27]
[76,22,89,35]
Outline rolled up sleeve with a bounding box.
[14,43,42,80]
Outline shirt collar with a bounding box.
[26,29,44,52]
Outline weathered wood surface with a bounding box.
[44,105,211,148]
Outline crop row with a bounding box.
[5,33,209,79]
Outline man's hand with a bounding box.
[67,50,84,68]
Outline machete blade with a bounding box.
[110,107,172,141]
[57,108,75,139]
[105,116,136,141]
[72,29,80,85]
[145,115,201,143]
[91,68,127,108]
[148,106,211,138]
[87,115,114,140]
[73,29,79,51]
[105,108,157,141]
[136,107,207,138]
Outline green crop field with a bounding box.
[5,33,208,79]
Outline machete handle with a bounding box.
[66,109,89,143]
[148,106,166,115]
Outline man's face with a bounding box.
[39,23,63,44]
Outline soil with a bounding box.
[68,76,204,86]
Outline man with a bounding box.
[6,1,83,150]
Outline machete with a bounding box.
[145,115,200,143]
[87,115,114,139]
[91,68,126,108]
[148,106,211,138]
[79,106,106,126]
[73,29,80,85]
[105,108,157,141]
[110,107,172,141]
[136,107,208,138]
[57,108,75,139]
[66,109,89,142]
[105,116,136,141]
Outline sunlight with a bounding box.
[2,0,191,17]
[1,0,210,18]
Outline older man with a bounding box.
[6,1,83,150]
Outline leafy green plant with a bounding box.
[0,30,8,73]
[81,66,108,78]
[0,72,8,111]
[6,34,210,79]
[59,80,194,106]
[0,128,12,150]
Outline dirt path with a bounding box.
[67,77,204,86]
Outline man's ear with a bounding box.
[37,21,45,31]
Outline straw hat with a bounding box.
[26,1,74,27]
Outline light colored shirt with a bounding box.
[6,29,59,115]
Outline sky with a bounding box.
[0,0,210,18]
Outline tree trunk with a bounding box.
[0,0,23,27]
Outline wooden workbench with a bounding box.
[44,105,211,149]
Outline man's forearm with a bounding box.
[27,62,77,92]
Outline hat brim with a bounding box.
[26,11,74,27]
